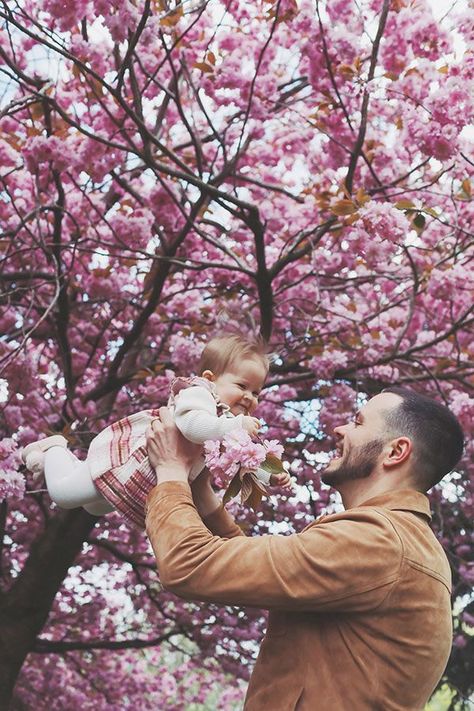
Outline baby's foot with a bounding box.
[21,435,68,483]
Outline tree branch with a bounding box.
[33,632,176,653]
[344,0,390,194]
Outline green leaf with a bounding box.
[223,472,241,504]
[413,213,426,230]
[246,486,263,511]
[421,206,438,217]
[261,454,286,475]
[394,200,415,210]
[331,199,357,216]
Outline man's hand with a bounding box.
[146,407,201,484]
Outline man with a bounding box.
[145,387,464,710]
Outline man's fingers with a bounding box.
[158,406,174,425]
[149,418,162,433]
[147,417,164,440]
[146,425,155,441]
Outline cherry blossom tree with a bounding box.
[0,0,473,707]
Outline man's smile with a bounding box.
[329,439,345,464]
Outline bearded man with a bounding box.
[145,387,464,711]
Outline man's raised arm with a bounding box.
[190,471,244,539]
[145,409,401,612]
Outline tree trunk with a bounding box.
[0,507,97,709]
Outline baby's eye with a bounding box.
[237,383,246,389]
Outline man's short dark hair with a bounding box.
[382,387,464,491]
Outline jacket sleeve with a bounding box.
[146,482,403,612]
[174,386,244,444]
[202,504,245,539]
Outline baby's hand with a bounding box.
[270,470,293,490]
[242,416,261,437]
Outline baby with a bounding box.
[22,334,290,527]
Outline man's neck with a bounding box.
[337,475,417,509]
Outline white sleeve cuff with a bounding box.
[254,467,271,486]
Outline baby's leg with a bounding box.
[44,447,104,509]
[83,499,115,516]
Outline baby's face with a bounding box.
[213,357,267,416]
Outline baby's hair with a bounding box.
[198,333,270,377]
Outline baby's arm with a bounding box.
[254,467,292,489]
[268,470,292,489]
[83,499,115,515]
[174,386,246,444]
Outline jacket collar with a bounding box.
[357,489,432,522]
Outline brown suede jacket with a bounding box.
[146,483,452,711]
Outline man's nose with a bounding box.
[334,424,347,438]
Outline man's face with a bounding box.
[321,393,402,487]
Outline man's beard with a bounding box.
[321,439,384,487]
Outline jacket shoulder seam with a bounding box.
[405,558,451,590]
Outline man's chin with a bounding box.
[320,463,343,487]
[320,472,338,487]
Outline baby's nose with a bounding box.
[243,392,257,410]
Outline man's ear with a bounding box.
[201,370,215,382]
[383,437,413,468]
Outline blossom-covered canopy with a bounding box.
[0,0,472,708]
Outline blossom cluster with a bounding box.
[204,429,284,496]
[0,438,25,503]
[0,0,472,705]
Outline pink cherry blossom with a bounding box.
[22,135,76,173]
[264,440,284,459]
[0,470,26,503]
[358,202,412,243]
[0,0,472,706]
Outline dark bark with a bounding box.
[0,508,96,709]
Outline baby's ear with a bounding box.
[202,370,215,381]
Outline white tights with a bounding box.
[44,447,114,515]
